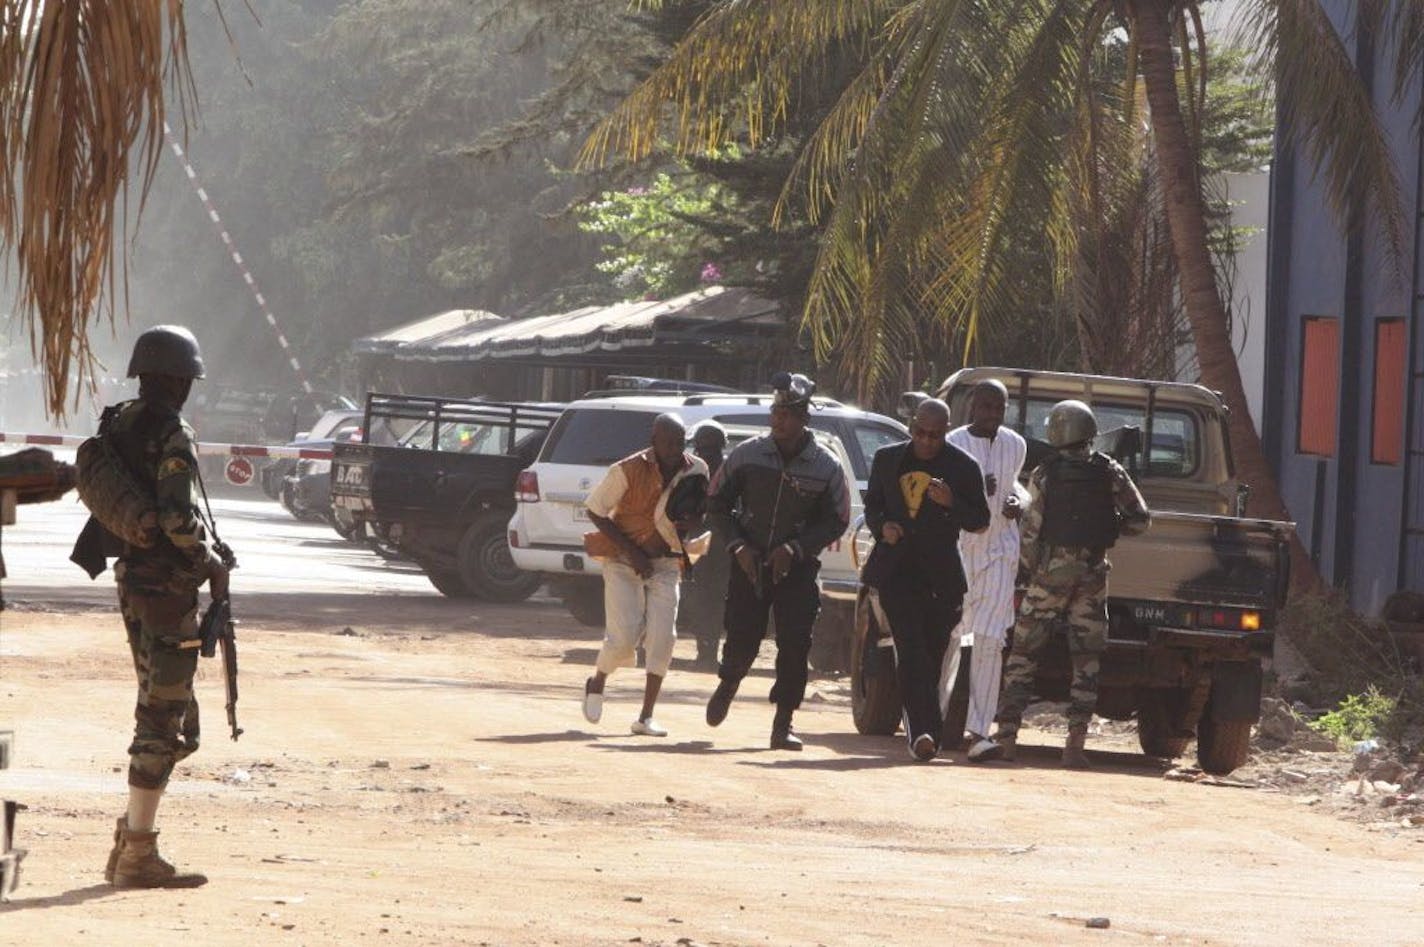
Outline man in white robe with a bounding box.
[942,380,1027,762]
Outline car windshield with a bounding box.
[542,409,657,465]
[1005,398,1200,477]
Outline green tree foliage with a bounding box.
[575,170,724,298]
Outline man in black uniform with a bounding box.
[94,326,229,888]
[862,398,989,761]
[704,373,851,750]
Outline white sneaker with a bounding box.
[630,717,668,737]
[582,679,603,724]
[967,737,1004,763]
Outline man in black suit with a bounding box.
[863,398,990,761]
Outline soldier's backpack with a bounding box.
[75,404,161,549]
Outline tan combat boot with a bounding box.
[991,732,1017,762]
[103,816,127,883]
[111,828,208,889]
[1062,726,1091,770]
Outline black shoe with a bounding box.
[770,726,804,751]
[706,680,738,727]
[770,707,802,750]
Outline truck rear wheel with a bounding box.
[458,513,541,602]
[562,583,606,627]
[1196,714,1252,775]
[1136,688,1191,759]
[851,590,901,736]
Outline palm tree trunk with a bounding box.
[1130,0,1320,591]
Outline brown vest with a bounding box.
[583,451,674,559]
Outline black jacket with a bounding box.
[708,432,851,561]
[862,440,990,594]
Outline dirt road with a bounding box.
[2,590,1421,946]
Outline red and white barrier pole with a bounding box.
[0,432,333,461]
[162,123,316,397]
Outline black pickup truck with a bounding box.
[330,393,565,600]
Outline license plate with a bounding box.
[334,464,368,487]
[572,506,589,521]
[1128,602,1190,626]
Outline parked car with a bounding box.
[506,390,906,670]
[849,367,1294,776]
[261,408,365,502]
[330,393,566,599]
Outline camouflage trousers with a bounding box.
[118,584,202,790]
[995,557,1108,737]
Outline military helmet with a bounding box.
[127,325,205,379]
[1045,399,1097,447]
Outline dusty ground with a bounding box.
[2,592,1422,947]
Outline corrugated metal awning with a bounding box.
[351,309,505,356]
[386,287,781,363]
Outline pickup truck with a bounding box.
[330,393,565,600]
[849,367,1295,775]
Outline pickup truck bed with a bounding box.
[331,394,564,600]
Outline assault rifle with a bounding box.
[197,596,243,741]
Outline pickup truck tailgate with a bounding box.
[331,442,373,515]
[1110,511,1294,611]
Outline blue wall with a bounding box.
[1265,2,1423,612]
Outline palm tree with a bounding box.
[0,0,195,415]
[585,0,1424,582]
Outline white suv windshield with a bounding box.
[542,409,657,465]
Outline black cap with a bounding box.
[770,371,815,410]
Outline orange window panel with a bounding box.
[1298,317,1340,457]
[1372,319,1407,465]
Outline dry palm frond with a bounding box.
[0,0,196,417]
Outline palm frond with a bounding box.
[580,0,902,167]
[0,0,195,416]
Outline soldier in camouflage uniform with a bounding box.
[103,326,229,887]
[986,400,1149,769]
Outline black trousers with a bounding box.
[719,558,821,712]
[878,573,962,746]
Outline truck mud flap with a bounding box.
[1208,661,1263,722]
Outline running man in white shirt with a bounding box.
[942,380,1027,762]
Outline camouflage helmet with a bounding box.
[1045,399,1097,447]
[127,325,205,379]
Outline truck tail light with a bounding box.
[1198,607,1263,631]
[508,529,521,549]
[515,470,540,503]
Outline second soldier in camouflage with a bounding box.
[987,399,1150,768]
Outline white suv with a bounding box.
[506,392,904,665]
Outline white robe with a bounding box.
[940,425,1027,735]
